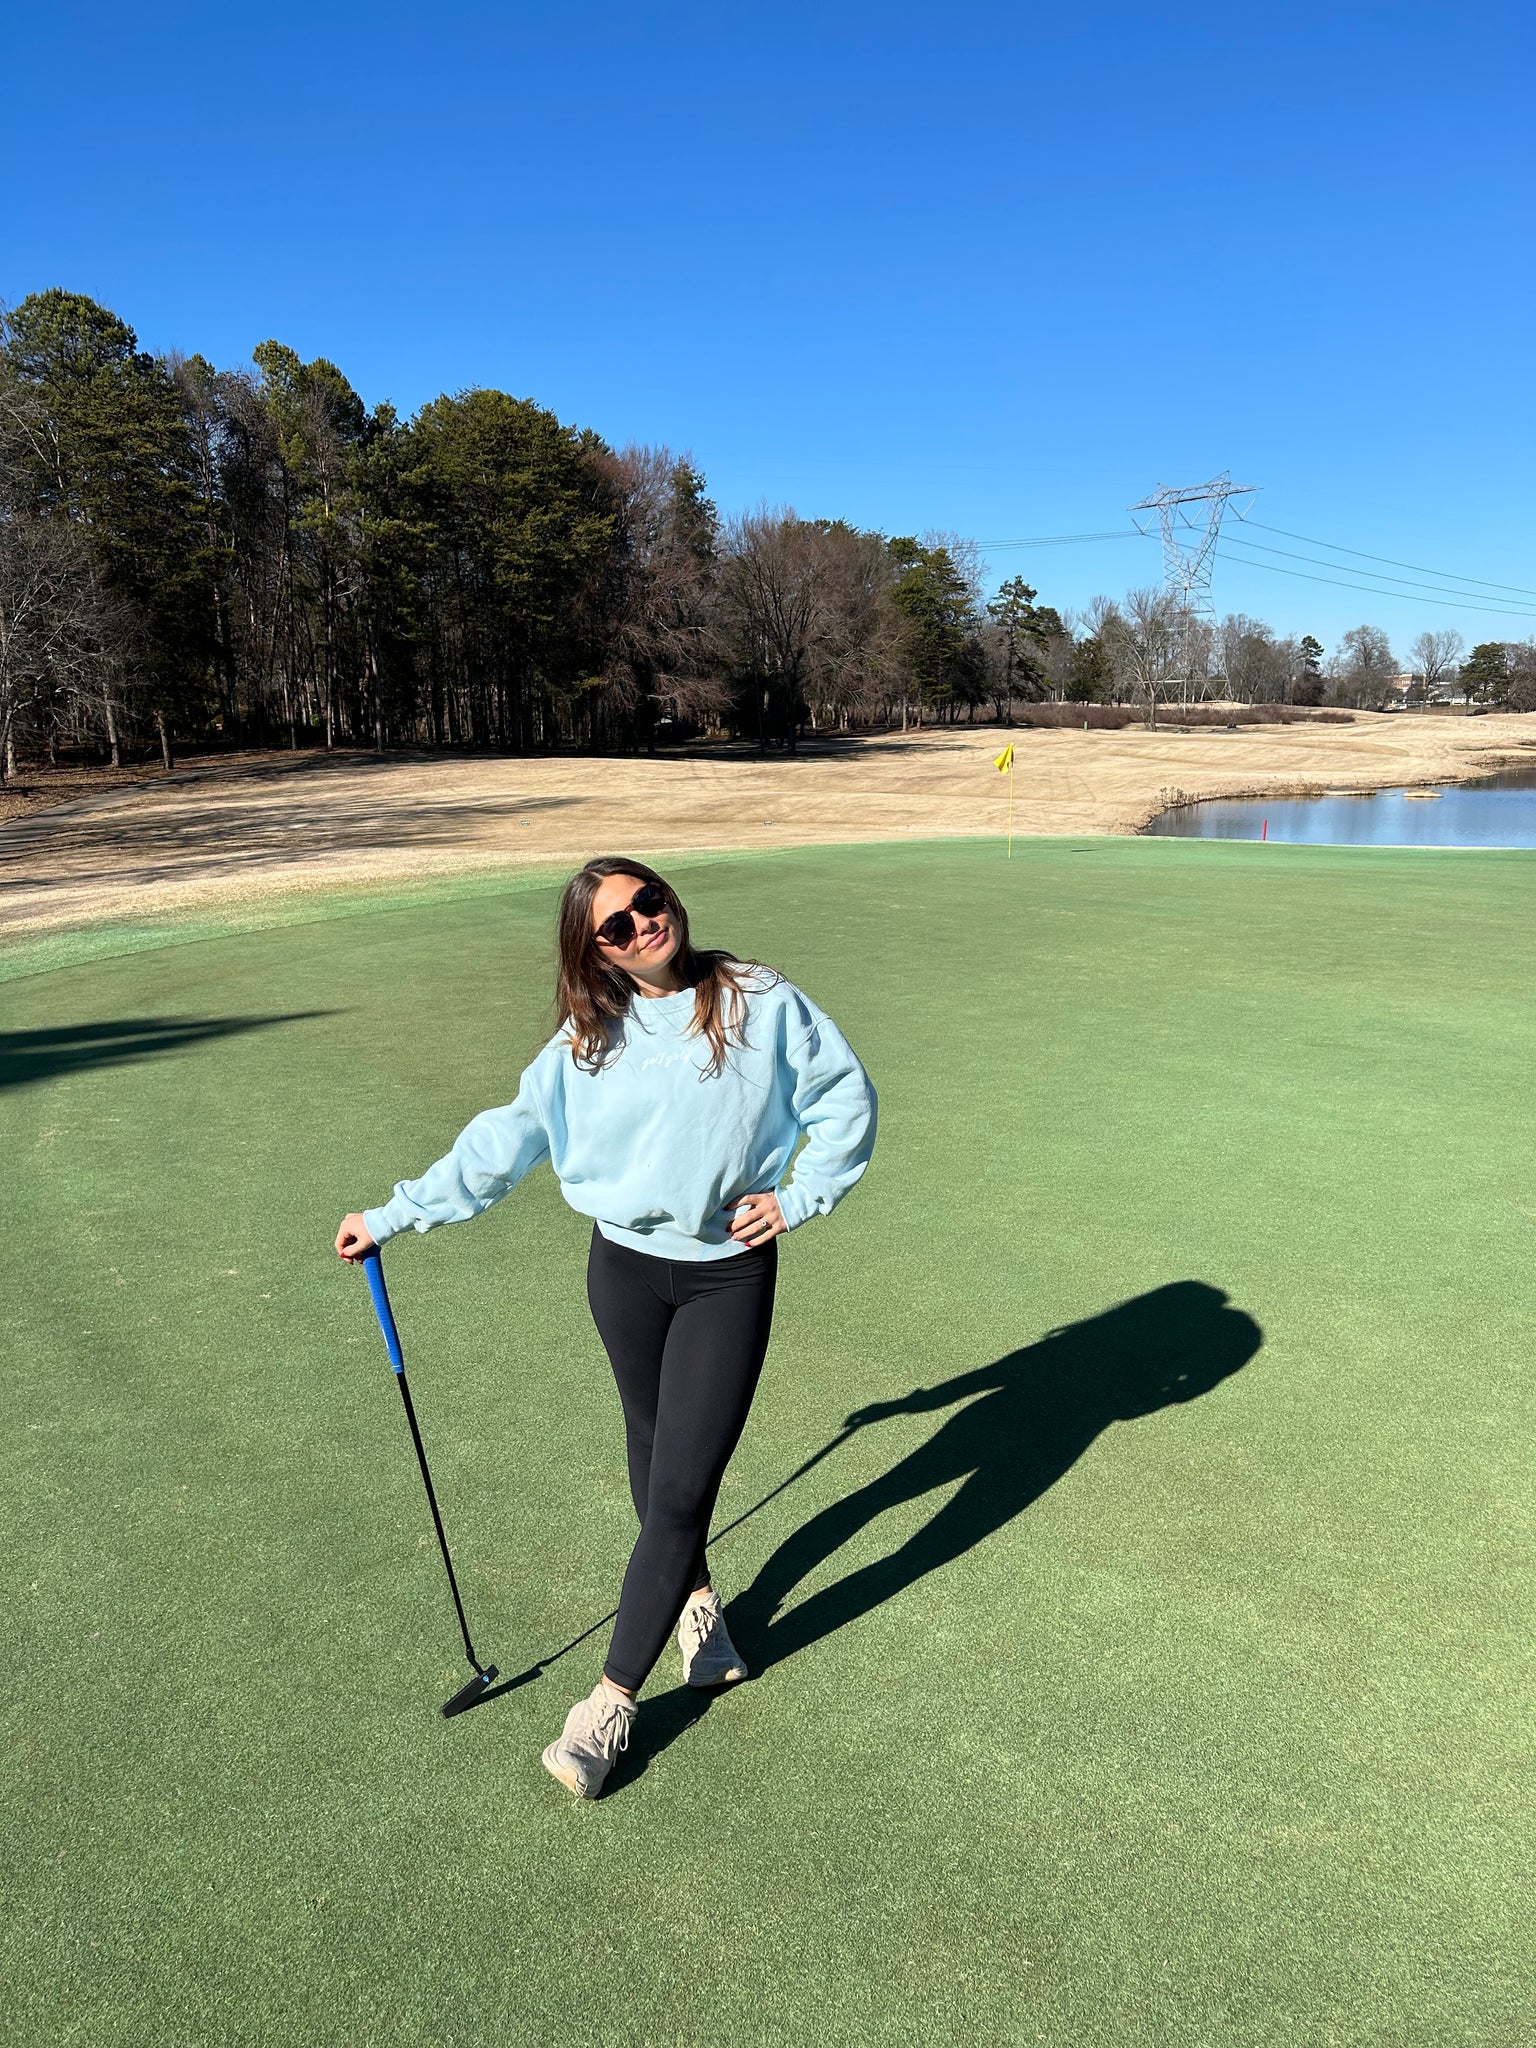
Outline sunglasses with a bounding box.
[593,880,670,950]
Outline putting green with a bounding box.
[4,838,1533,2048]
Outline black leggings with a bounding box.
[586,1226,777,1693]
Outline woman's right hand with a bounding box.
[844,1389,928,1429]
[335,1213,378,1263]
[844,1397,900,1429]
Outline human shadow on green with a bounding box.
[610,1280,1260,1788]
[0,1013,335,1091]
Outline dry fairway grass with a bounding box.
[3,714,1532,940]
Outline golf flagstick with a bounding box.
[359,1247,499,1717]
[994,742,1015,857]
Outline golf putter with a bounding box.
[359,1247,499,1716]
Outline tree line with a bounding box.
[1038,608,1536,720]
[2,288,1528,779]
[0,289,1055,776]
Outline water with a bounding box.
[1145,766,1536,847]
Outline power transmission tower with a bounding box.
[1129,472,1259,620]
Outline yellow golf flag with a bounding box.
[994,741,1016,856]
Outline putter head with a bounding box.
[441,1664,499,1719]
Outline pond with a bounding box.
[1144,765,1536,847]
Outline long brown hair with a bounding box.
[556,856,768,1076]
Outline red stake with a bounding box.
[1262,818,1269,841]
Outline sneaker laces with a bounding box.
[681,1595,720,1656]
[589,1696,632,1762]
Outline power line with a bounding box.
[982,528,1145,548]
[978,507,1536,624]
[1214,547,1536,621]
[1246,518,1536,600]
[1221,533,1536,610]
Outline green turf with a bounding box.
[4,837,1533,2048]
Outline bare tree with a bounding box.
[0,361,127,777]
[1074,596,1126,702]
[922,530,984,611]
[1408,628,1464,706]
[800,521,903,730]
[1330,624,1398,710]
[1109,587,1183,727]
[1177,613,1216,705]
[1036,627,1076,702]
[1505,640,1536,713]
[0,514,59,777]
[717,507,821,750]
[0,509,121,780]
[1082,594,1121,642]
[718,510,906,748]
[1217,614,1287,703]
[588,445,728,744]
[1268,635,1310,704]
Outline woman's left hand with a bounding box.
[729,1191,786,1248]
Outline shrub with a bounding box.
[1012,703,1353,730]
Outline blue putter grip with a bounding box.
[361,1248,405,1374]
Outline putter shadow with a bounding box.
[453,1407,864,1717]
[458,1415,863,1719]
[609,1278,1261,1790]
[465,1605,620,1711]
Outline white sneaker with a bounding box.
[678,1587,749,1688]
[541,1682,635,1800]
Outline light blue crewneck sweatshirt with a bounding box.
[363,973,877,1261]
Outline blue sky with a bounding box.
[3,1,1533,652]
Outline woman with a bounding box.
[335,856,877,1799]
